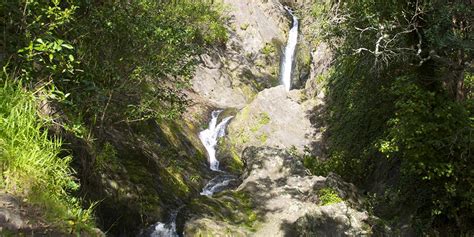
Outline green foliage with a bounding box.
[3,0,228,124]
[318,188,343,206]
[1,0,229,233]
[94,142,118,172]
[306,0,331,47]
[307,0,473,233]
[380,76,473,224]
[61,0,228,123]
[2,0,78,82]
[0,78,95,233]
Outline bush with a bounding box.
[307,0,473,233]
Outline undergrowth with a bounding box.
[0,76,95,234]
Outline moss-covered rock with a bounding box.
[71,113,212,236]
[226,86,316,156]
[183,190,260,236]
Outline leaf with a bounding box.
[61,43,74,49]
[68,55,75,61]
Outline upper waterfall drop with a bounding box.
[281,6,299,92]
[199,110,233,171]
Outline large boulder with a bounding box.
[184,147,378,236]
[225,86,318,155]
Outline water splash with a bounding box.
[199,110,233,171]
[281,6,299,92]
[200,174,237,196]
[149,208,182,237]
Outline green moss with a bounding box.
[258,133,268,144]
[94,142,119,172]
[235,129,250,144]
[228,145,244,172]
[215,136,244,174]
[239,84,258,101]
[261,42,276,55]
[239,107,251,120]
[188,191,260,231]
[240,23,250,30]
[165,166,190,194]
[250,112,271,133]
[259,112,271,125]
[318,188,343,206]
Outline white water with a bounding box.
[150,222,177,237]
[199,110,233,171]
[149,208,181,237]
[281,6,299,92]
[200,174,237,196]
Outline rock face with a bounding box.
[290,203,371,236]
[185,147,375,236]
[185,1,379,236]
[226,86,317,154]
[191,0,289,109]
[239,147,324,236]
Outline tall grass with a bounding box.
[0,76,96,233]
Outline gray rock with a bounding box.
[290,202,371,237]
[191,0,288,109]
[227,85,318,154]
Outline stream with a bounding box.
[145,6,299,236]
[198,110,236,196]
[145,110,234,236]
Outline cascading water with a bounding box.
[144,111,234,237]
[199,110,233,171]
[200,174,237,196]
[280,6,299,92]
[198,110,238,196]
[145,7,300,237]
[147,207,183,237]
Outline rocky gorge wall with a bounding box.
[181,0,386,236]
[52,0,377,236]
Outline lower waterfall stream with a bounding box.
[145,110,234,236]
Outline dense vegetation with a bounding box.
[1,0,226,234]
[305,0,473,234]
[1,0,472,235]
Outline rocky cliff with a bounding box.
[181,0,383,236]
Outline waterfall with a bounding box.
[280,6,299,92]
[199,110,233,171]
[198,110,238,197]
